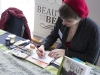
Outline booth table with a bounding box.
[0,29,57,75]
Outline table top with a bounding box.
[0,30,55,75]
[0,50,55,75]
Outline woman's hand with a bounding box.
[36,45,46,58]
[48,49,65,58]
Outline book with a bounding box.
[56,56,92,75]
[11,44,54,68]
[72,57,85,64]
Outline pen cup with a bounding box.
[8,34,16,44]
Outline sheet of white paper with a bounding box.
[31,50,54,64]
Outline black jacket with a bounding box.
[42,17,100,64]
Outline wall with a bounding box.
[86,0,100,26]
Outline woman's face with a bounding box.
[62,18,80,27]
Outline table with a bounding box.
[0,50,55,75]
[0,29,56,75]
[1,30,100,75]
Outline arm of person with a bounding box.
[42,17,61,50]
[36,17,61,58]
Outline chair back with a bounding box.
[5,15,25,37]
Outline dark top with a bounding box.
[66,42,70,49]
[42,17,100,64]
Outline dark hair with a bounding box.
[59,3,81,20]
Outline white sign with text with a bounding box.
[33,0,62,38]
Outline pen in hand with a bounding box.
[31,42,44,56]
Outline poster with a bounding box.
[33,0,62,38]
